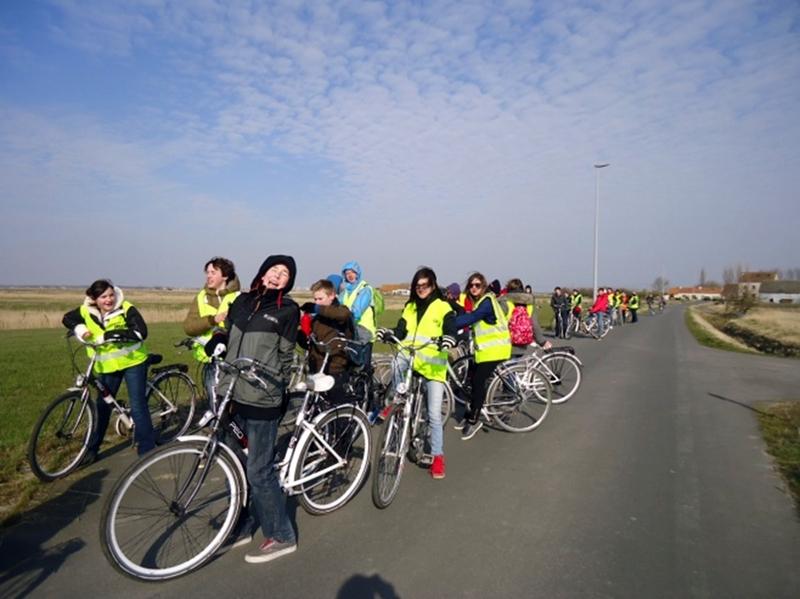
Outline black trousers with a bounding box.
[468,359,503,423]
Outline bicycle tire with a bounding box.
[295,407,371,515]
[28,390,96,482]
[100,439,243,581]
[485,364,552,433]
[147,370,197,444]
[540,352,582,405]
[371,406,408,509]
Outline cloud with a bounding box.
[1,0,799,286]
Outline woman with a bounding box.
[62,280,155,462]
[377,267,456,480]
[453,272,512,440]
[205,254,299,565]
[183,256,241,408]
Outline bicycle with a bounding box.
[100,339,371,580]
[372,333,455,509]
[27,332,197,483]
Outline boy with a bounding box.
[300,279,355,404]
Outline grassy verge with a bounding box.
[756,401,800,515]
[684,307,754,354]
[0,323,196,526]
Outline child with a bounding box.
[300,279,355,404]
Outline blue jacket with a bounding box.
[338,261,373,321]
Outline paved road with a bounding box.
[2,305,799,598]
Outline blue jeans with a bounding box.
[93,361,154,456]
[593,311,606,336]
[242,417,295,544]
[392,355,444,456]
[201,362,217,413]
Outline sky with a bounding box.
[1,0,798,290]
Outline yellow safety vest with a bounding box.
[400,299,453,382]
[342,280,376,339]
[473,294,512,364]
[192,289,240,362]
[80,302,149,374]
[629,294,640,310]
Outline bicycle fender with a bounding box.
[176,435,248,508]
[550,352,583,367]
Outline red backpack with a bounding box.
[508,304,534,345]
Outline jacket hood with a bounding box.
[341,261,363,292]
[326,273,343,294]
[250,255,297,294]
[504,291,534,306]
[83,286,125,319]
[205,275,241,295]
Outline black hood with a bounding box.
[250,254,297,294]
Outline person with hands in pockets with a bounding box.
[376,267,457,480]
[62,279,155,462]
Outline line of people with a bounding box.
[66,254,555,565]
[550,287,642,339]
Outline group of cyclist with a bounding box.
[62,255,556,565]
[549,286,650,339]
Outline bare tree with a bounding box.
[652,276,669,293]
[723,267,735,284]
[699,268,706,286]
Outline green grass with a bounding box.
[0,323,196,525]
[756,401,800,516]
[684,308,752,354]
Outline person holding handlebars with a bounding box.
[377,267,457,480]
[62,279,155,461]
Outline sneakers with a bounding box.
[430,455,445,479]
[230,531,253,549]
[367,407,381,426]
[461,420,483,441]
[244,538,297,564]
[453,420,467,431]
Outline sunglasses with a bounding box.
[415,282,431,290]
[468,282,483,289]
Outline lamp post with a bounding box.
[592,163,610,301]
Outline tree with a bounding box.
[699,268,706,286]
[723,267,736,284]
[652,276,669,293]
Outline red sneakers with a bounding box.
[430,454,446,479]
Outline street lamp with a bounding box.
[593,163,610,301]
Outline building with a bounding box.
[738,271,779,296]
[668,286,722,301]
[758,281,800,304]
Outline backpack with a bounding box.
[371,287,385,317]
[508,304,534,346]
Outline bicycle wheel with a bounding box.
[540,352,582,405]
[485,364,552,433]
[100,439,243,581]
[372,406,408,509]
[295,407,371,515]
[147,371,197,444]
[28,390,96,482]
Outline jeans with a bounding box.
[201,362,217,413]
[93,361,154,455]
[594,311,606,336]
[242,416,295,544]
[392,355,444,456]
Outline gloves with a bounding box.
[104,328,140,343]
[376,328,392,343]
[439,335,457,350]
[205,332,228,358]
[300,302,317,314]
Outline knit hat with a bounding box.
[446,282,461,298]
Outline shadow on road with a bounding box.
[337,574,400,599]
[0,469,107,598]
[706,392,783,418]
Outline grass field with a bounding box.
[756,401,800,515]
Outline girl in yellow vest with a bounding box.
[183,257,240,407]
[453,272,513,440]
[377,267,457,480]
[62,279,155,461]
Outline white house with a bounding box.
[759,281,800,304]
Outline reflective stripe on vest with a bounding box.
[80,301,149,374]
[473,294,512,364]
[400,299,453,382]
[192,289,239,362]
[342,280,376,339]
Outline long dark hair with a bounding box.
[409,267,443,303]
